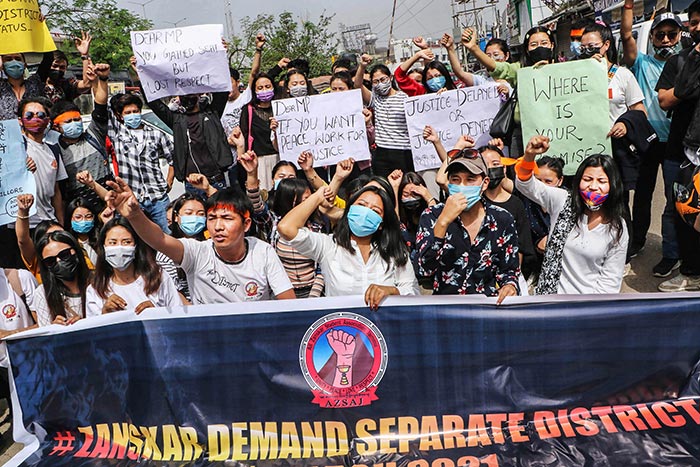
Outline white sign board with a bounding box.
[131,24,231,102]
[273,89,371,167]
[404,85,503,170]
[0,120,36,226]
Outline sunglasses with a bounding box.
[23,111,48,120]
[42,248,74,269]
[448,148,481,160]
[654,31,679,40]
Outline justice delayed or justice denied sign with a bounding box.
[0,0,56,55]
[130,24,231,102]
[0,119,36,226]
[273,89,371,167]
[518,59,612,176]
[404,85,503,171]
[7,294,700,466]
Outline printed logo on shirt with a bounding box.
[51,159,58,170]
[207,268,239,293]
[2,304,17,320]
[299,312,387,409]
[245,281,259,297]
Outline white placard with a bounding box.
[273,89,371,167]
[404,85,503,170]
[0,120,37,226]
[131,24,231,102]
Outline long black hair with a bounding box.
[333,185,409,268]
[421,61,456,93]
[171,193,207,240]
[283,69,314,97]
[32,219,63,245]
[36,230,89,320]
[65,197,98,246]
[272,178,311,218]
[368,64,397,91]
[398,172,429,229]
[582,22,618,65]
[250,72,277,105]
[92,217,162,300]
[330,70,355,90]
[572,154,625,244]
[521,26,556,66]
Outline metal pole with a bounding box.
[387,0,398,61]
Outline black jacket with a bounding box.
[614,109,658,190]
[146,90,233,182]
[675,48,700,149]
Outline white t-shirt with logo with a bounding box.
[0,269,36,331]
[32,284,88,327]
[178,237,293,304]
[25,138,68,228]
[85,270,181,316]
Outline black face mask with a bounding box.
[487,167,506,189]
[50,254,79,282]
[402,199,422,211]
[180,95,199,111]
[48,69,64,82]
[528,46,553,63]
[578,47,602,60]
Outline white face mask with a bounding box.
[104,245,136,271]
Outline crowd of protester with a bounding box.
[1,1,700,350]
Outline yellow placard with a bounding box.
[0,0,56,55]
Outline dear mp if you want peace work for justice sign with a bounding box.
[518,59,611,176]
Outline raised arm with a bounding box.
[131,56,175,128]
[106,177,185,264]
[620,0,637,67]
[278,186,334,241]
[249,34,264,87]
[355,54,373,105]
[77,171,109,201]
[74,31,93,91]
[15,195,36,267]
[462,28,498,72]
[441,33,479,87]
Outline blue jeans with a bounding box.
[141,194,171,235]
[661,159,681,260]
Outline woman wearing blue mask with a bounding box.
[416,149,520,304]
[278,184,419,309]
[66,198,99,267]
[394,45,457,96]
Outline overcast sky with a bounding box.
[116,0,503,48]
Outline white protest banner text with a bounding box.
[273,89,371,167]
[0,120,36,226]
[131,24,231,102]
[404,85,502,171]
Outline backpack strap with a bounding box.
[4,269,24,301]
[83,131,110,163]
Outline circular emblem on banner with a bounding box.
[299,312,387,408]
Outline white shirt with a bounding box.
[178,237,293,304]
[0,269,36,331]
[25,138,68,228]
[608,66,644,123]
[32,284,89,327]
[288,228,420,297]
[221,87,252,132]
[85,270,180,315]
[516,175,628,294]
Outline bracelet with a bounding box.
[255,48,263,52]
[98,76,109,81]
[16,214,29,220]
[81,55,91,60]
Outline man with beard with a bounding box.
[621,1,684,277]
[655,0,700,291]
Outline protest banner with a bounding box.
[130,24,231,102]
[0,0,56,55]
[0,120,36,226]
[518,59,612,176]
[273,89,371,167]
[404,85,503,171]
[7,294,700,466]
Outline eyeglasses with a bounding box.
[448,148,481,160]
[487,53,505,60]
[23,111,48,120]
[580,44,603,54]
[654,31,679,40]
[42,248,74,269]
[371,76,391,85]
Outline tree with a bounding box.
[228,11,338,79]
[42,0,152,70]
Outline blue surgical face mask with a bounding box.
[570,41,582,57]
[179,215,206,236]
[3,60,25,79]
[426,76,447,92]
[123,113,142,129]
[347,205,382,238]
[273,179,282,190]
[448,184,482,210]
[62,120,84,139]
[71,219,94,234]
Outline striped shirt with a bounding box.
[370,91,411,150]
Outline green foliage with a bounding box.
[43,0,152,70]
[228,11,338,80]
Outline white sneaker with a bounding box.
[658,274,700,293]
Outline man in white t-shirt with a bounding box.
[107,178,295,304]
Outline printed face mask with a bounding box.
[426,76,447,92]
[179,215,206,236]
[123,113,142,129]
[373,81,392,96]
[289,85,308,98]
[256,89,275,102]
[71,219,94,234]
[22,116,50,134]
[104,245,136,271]
[653,43,681,59]
[579,190,609,211]
[347,205,383,237]
[448,184,482,210]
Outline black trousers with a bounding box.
[372,147,415,179]
[631,141,667,246]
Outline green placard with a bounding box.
[518,59,612,176]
